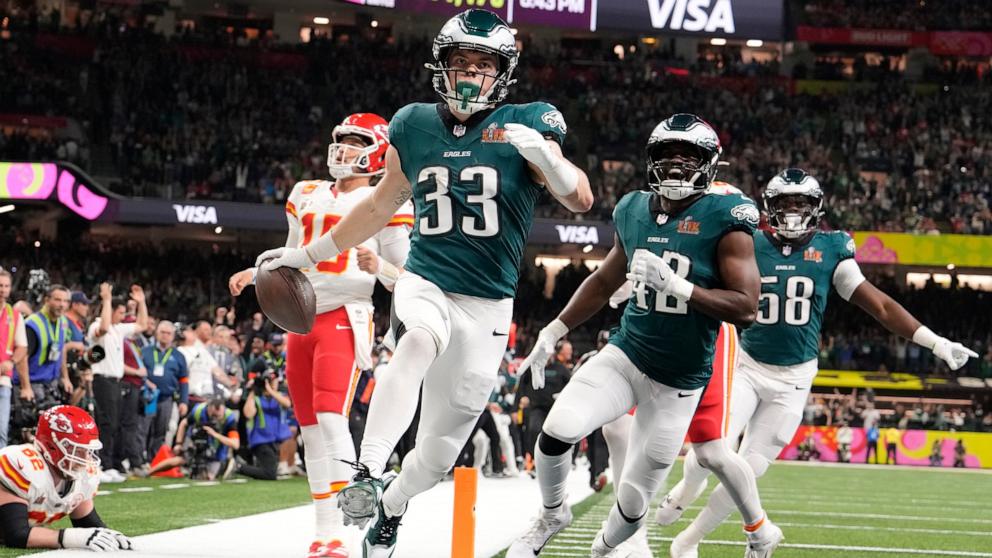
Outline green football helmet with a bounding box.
[426,9,519,115]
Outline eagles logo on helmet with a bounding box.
[426,9,519,115]
[646,114,723,201]
[763,168,824,239]
[326,113,390,180]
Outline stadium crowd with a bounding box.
[2,9,992,235]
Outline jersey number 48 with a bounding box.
[632,250,692,315]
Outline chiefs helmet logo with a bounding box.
[48,414,73,434]
[373,124,389,141]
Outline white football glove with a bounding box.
[608,280,634,309]
[254,247,315,271]
[504,123,556,170]
[626,249,694,302]
[518,319,569,390]
[932,338,978,371]
[60,527,133,552]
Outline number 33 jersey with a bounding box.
[741,230,857,367]
[0,444,99,525]
[285,181,414,314]
[610,190,759,390]
[388,101,567,300]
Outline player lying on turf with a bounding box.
[660,168,979,558]
[231,112,412,558]
[254,9,592,557]
[508,113,781,558]
[0,405,133,552]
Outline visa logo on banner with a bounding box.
[173,204,218,224]
[556,225,599,244]
[647,0,735,33]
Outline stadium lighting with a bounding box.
[582,244,594,254]
[641,37,657,45]
[0,204,13,214]
[313,17,330,25]
[371,20,379,28]
[710,38,727,46]
[214,226,224,234]
[746,39,763,47]
[33,241,41,248]
[947,263,956,270]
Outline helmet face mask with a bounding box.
[763,168,824,239]
[427,10,518,116]
[646,114,722,200]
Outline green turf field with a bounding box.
[0,476,311,557]
[500,462,992,558]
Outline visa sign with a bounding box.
[648,0,735,33]
[173,204,218,224]
[556,224,600,244]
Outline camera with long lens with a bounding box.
[186,423,218,478]
[66,345,106,376]
[252,370,278,396]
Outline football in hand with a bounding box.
[255,261,316,334]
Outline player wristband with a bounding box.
[249,267,258,285]
[540,157,579,198]
[544,318,570,342]
[668,274,695,302]
[376,259,401,287]
[912,326,941,350]
[304,232,341,264]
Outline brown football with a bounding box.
[255,261,317,334]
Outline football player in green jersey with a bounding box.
[508,114,780,558]
[255,8,592,557]
[661,168,978,558]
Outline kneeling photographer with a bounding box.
[148,398,239,480]
[237,371,292,480]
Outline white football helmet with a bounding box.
[646,114,722,200]
[425,9,518,115]
[763,168,824,238]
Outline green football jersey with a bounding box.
[609,190,760,389]
[741,230,857,366]
[389,101,567,300]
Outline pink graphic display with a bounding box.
[0,162,108,220]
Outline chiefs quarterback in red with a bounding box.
[0,405,133,551]
[230,112,413,557]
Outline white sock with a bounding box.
[673,446,711,504]
[535,441,572,509]
[301,425,336,542]
[693,439,763,524]
[602,502,641,549]
[681,482,737,544]
[359,328,437,477]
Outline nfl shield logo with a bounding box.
[453,125,466,138]
[656,214,669,225]
[782,245,792,256]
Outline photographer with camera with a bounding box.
[15,286,74,425]
[237,371,292,480]
[140,321,189,460]
[0,270,30,449]
[148,398,239,480]
[63,292,92,353]
[87,283,148,483]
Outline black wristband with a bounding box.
[58,528,65,549]
[71,507,106,528]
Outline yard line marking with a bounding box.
[116,487,154,493]
[576,506,992,524]
[160,483,191,490]
[562,521,992,537]
[544,538,992,557]
[95,490,112,496]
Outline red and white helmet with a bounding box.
[327,113,390,180]
[34,406,102,479]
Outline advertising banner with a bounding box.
[852,231,992,268]
[812,369,992,392]
[0,161,110,220]
[595,0,784,40]
[797,26,992,57]
[780,425,992,469]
